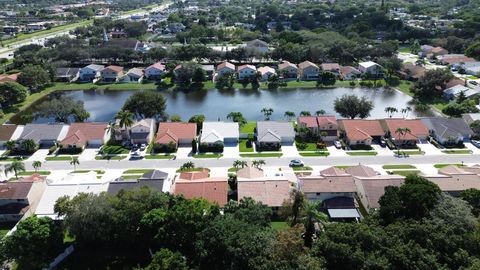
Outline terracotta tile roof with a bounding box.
[18,174,47,182]
[340,66,360,75]
[298,116,337,128]
[442,57,476,65]
[174,177,228,206]
[321,63,340,71]
[156,122,196,144]
[237,179,290,207]
[278,61,297,70]
[60,123,107,147]
[0,124,18,141]
[299,175,356,193]
[346,165,378,177]
[438,165,472,175]
[179,169,209,181]
[338,119,384,141]
[104,65,123,73]
[237,64,256,71]
[356,177,405,209]
[0,73,19,83]
[236,167,264,179]
[0,182,33,200]
[381,119,429,141]
[216,61,235,71]
[426,173,480,192]
[431,47,447,54]
[320,166,349,177]
[317,116,337,127]
[298,61,318,69]
[445,79,465,89]
[147,62,165,71]
[298,116,318,128]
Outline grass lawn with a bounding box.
[193,153,223,158]
[291,166,313,171]
[17,171,51,175]
[382,165,416,169]
[389,170,421,176]
[0,222,16,239]
[176,167,208,173]
[335,165,352,169]
[396,150,425,155]
[398,47,411,53]
[239,139,254,152]
[240,122,256,134]
[346,151,378,156]
[295,142,322,151]
[73,170,105,174]
[270,221,289,231]
[100,145,130,155]
[95,156,126,160]
[434,163,465,168]
[45,156,75,161]
[228,167,239,172]
[395,80,414,96]
[299,151,330,157]
[240,153,283,157]
[121,175,142,180]
[123,169,153,174]
[442,149,472,154]
[144,154,175,159]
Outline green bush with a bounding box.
[199,142,223,153]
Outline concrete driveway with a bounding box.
[327,146,347,157]
[418,142,443,155]
[464,142,480,154]
[281,144,299,157]
[79,148,100,161]
[371,145,393,156]
[27,149,50,162]
[176,147,192,159]
[223,144,239,158]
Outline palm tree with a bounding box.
[394,127,412,155]
[302,201,328,248]
[5,161,25,180]
[315,110,326,116]
[233,160,247,170]
[261,108,274,121]
[20,139,38,154]
[32,161,42,172]
[70,157,80,171]
[288,189,305,226]
[300,111,311,116]
[115,110,135,139]
[105,121,119,142]
[181,162,195,171]
[252,160,265,169]
[284,111,295,121]
[4,140,16,152]
[385,107,398,118]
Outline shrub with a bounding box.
[153,142,177,153]
[199,142,224,153]
[316,142,326,149]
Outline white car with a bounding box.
[289,159,304,167]
[140,144,146,151]
[334,140,342,149]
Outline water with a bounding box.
[11,87,420,124]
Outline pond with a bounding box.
[10,87,424,124]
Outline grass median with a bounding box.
[240,153,283,158]
[346,151,378,156]
[299,151,330,157]
[382,165,416,169]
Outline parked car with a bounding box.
[469,81,478,86]
[140,144,146,151]
[471,140,480,148]
[380,139,386,147]
[333,140,342,149]
[289,159,304,167]
[130,151,143,160]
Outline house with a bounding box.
[202,65,215,80]
[130,119,155,145]
[55,68,79,82]
[420,45,434,57]
[345,164,379,177]
[358,61,383,77]
[237,64,257,81]
[400,63,425,81]
[340,66,361,80]
[431,47,448,56]
[79,64,104,82]
[297,116,337,142]
[354,174,405,210]
[18,123,69,147]
[443,85,479,100]
[421,117,474,145]
[257,66,276,81]
[380,118,429,146]
[173,171,228,206]
[298,61,319,81]
[156,122,197,147]
[108,170,169,194]
[216,61,235,77]
[200,122,239,146]
[101,65,124,82]
[438,54,476,65]
[462,62,480,76]
[445,79,465,89]
[109,31,127,39]
[425,166,480,196]
[123,68,143,83]
[462,113,480,125]
[0,124,22,147]
[144,62,165,80]
[0,73,20,83]
[237,167,291,209]
[245,39,269,54]
[337,119,384,146]
[0,175,47,222]
[278,61,298,79]
[59,122,109,149]
[256,121,295,147]
[320,63,341,77]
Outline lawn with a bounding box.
[270,221,289,231]
[396,150,425,155]
[123,169,153,174]
[389,170,421,176]
[144,154,175,159]
[17,171,51,175]
[45,156,75,161]
[95,156,126,160]
[73,170,105,174]
[121,175,142,180]
[346,151,378,156]
[335,165,352,169]
[176,167,209,173]
[240,153,283,157]
[442,149,472,154]
[299,151,330,157]
[100,145,130,155]
[382,165,416,169]
[295,142,323,151]
[434,163,465,168]
[395,80,414,96]
[228,167,239,172]
[193,153,223,158]
[291,166,313,171]
[0,222,16,239]
[239,139,254,152]
[240,122,256,134]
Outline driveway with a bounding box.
[371,144,393,156]
[27,149,50,162]
[281,144,299,157]
[176,147,192,159]
[418,142,443,155]
[464,142,480,154]
[79,148,100,161]
[327,146,347,157]
[223,144,239,158]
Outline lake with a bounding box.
[11,87,422,124]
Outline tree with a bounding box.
[470,120,480,135]
[316,71,336,87]
[261,107,274,120]
[32,161,42,172]
[411,69,454,98]
[227,112,247,126]
[0,82,28,108]
[34,96,89,123]
[280,189,305,226]
[2,216,63,269]
[192,67,206,84]
[233,160,247,170]
[410,39,421,54]
[401,106,412,118]
[284,111,295,121]
[115,110,135,138]
[5,160,25,179]
[140,249,188,270]
[4,140,16,152]
[465,41,480,60]
[302,201,328,248]
[19,139,37,154]
[300,111,311,116]
[394,128,411,154]
[315,110,326,116]
[252,160,265,169]
[170,115,182,122]
[70,157,80,171]
[461,188,480,216]
[122,90,167,120]
[180,162,195,171]
[105,121,119,142]
[334,94,374,119]
[17,65,51,90]
[385,106,398,118]
[188,114,205,134]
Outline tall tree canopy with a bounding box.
[122,90,168,120]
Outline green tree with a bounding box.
[122,90,167,120]
[280,189,305,226]
[17,65,51,90]
[233,160,248,170]
[192,67,206,84]
[261,107,274,120]
[0,82,28,108]
[5,160,26,179]
[115,110,135,138]
[252,160,265,169]
[315,110,326,116]
[465,41,480,60]
[19,139,37,154]
[411,69,454,98]
[34,96,89,123]
[334,94,374,119]
[227,112,247,126]
[461,188,480,216]
[70,157,80,171]
[4,140,16,152]
[317,71,336,87]
[32,160,42,172]
[385,106,398,118]
[188,114,205,133]
[302,201,328,248]
[170,114,182,122]
[410,39,421,54]
[140,249,188,270]
[300,111,311,116]
[284,111,295,121]
[180,161,195,171]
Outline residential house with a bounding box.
[0,175,47,222]
[237,167,291,209]
[101,65,124,82]
[380,118,429,146]
[438,54,476,65]
[420,45,434,57]
[431,47,448,56]
[345,164,379,177]
[340,66,361,80]
[278,61,298,79]
[144,62,165,80]
[109,31,127,39]
[0,73,19,83]
[462,62,480,76]
[79,64,104,82]
[202,65,215,80]
[257,66,276,81]
[55,67,79,82]
[445,79,465,89]
[358,61,383,77]
[425,166,480,196]
[18,123,69,147]
[400,63,425,81]
[256,121,295,148]
[237,64,257,81]
[462,113,480,125]
[216,61,236,77]
[320,63,341,77]
[156,122,197,147]
[108,170,169,194]
[421,117,474,144]
[173,170,228,206]
[354,174,405,210]
[297,116,337,142]
[443,84,479,101]
[0,124,22,147]
[59,122,109,149]
[245,39,269,54]
[130,119,155,145]
[337,119,384,146]
[200,122,239,146]
[421,46,448,58]
[123,68,144,83]
[298,61,319,81]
